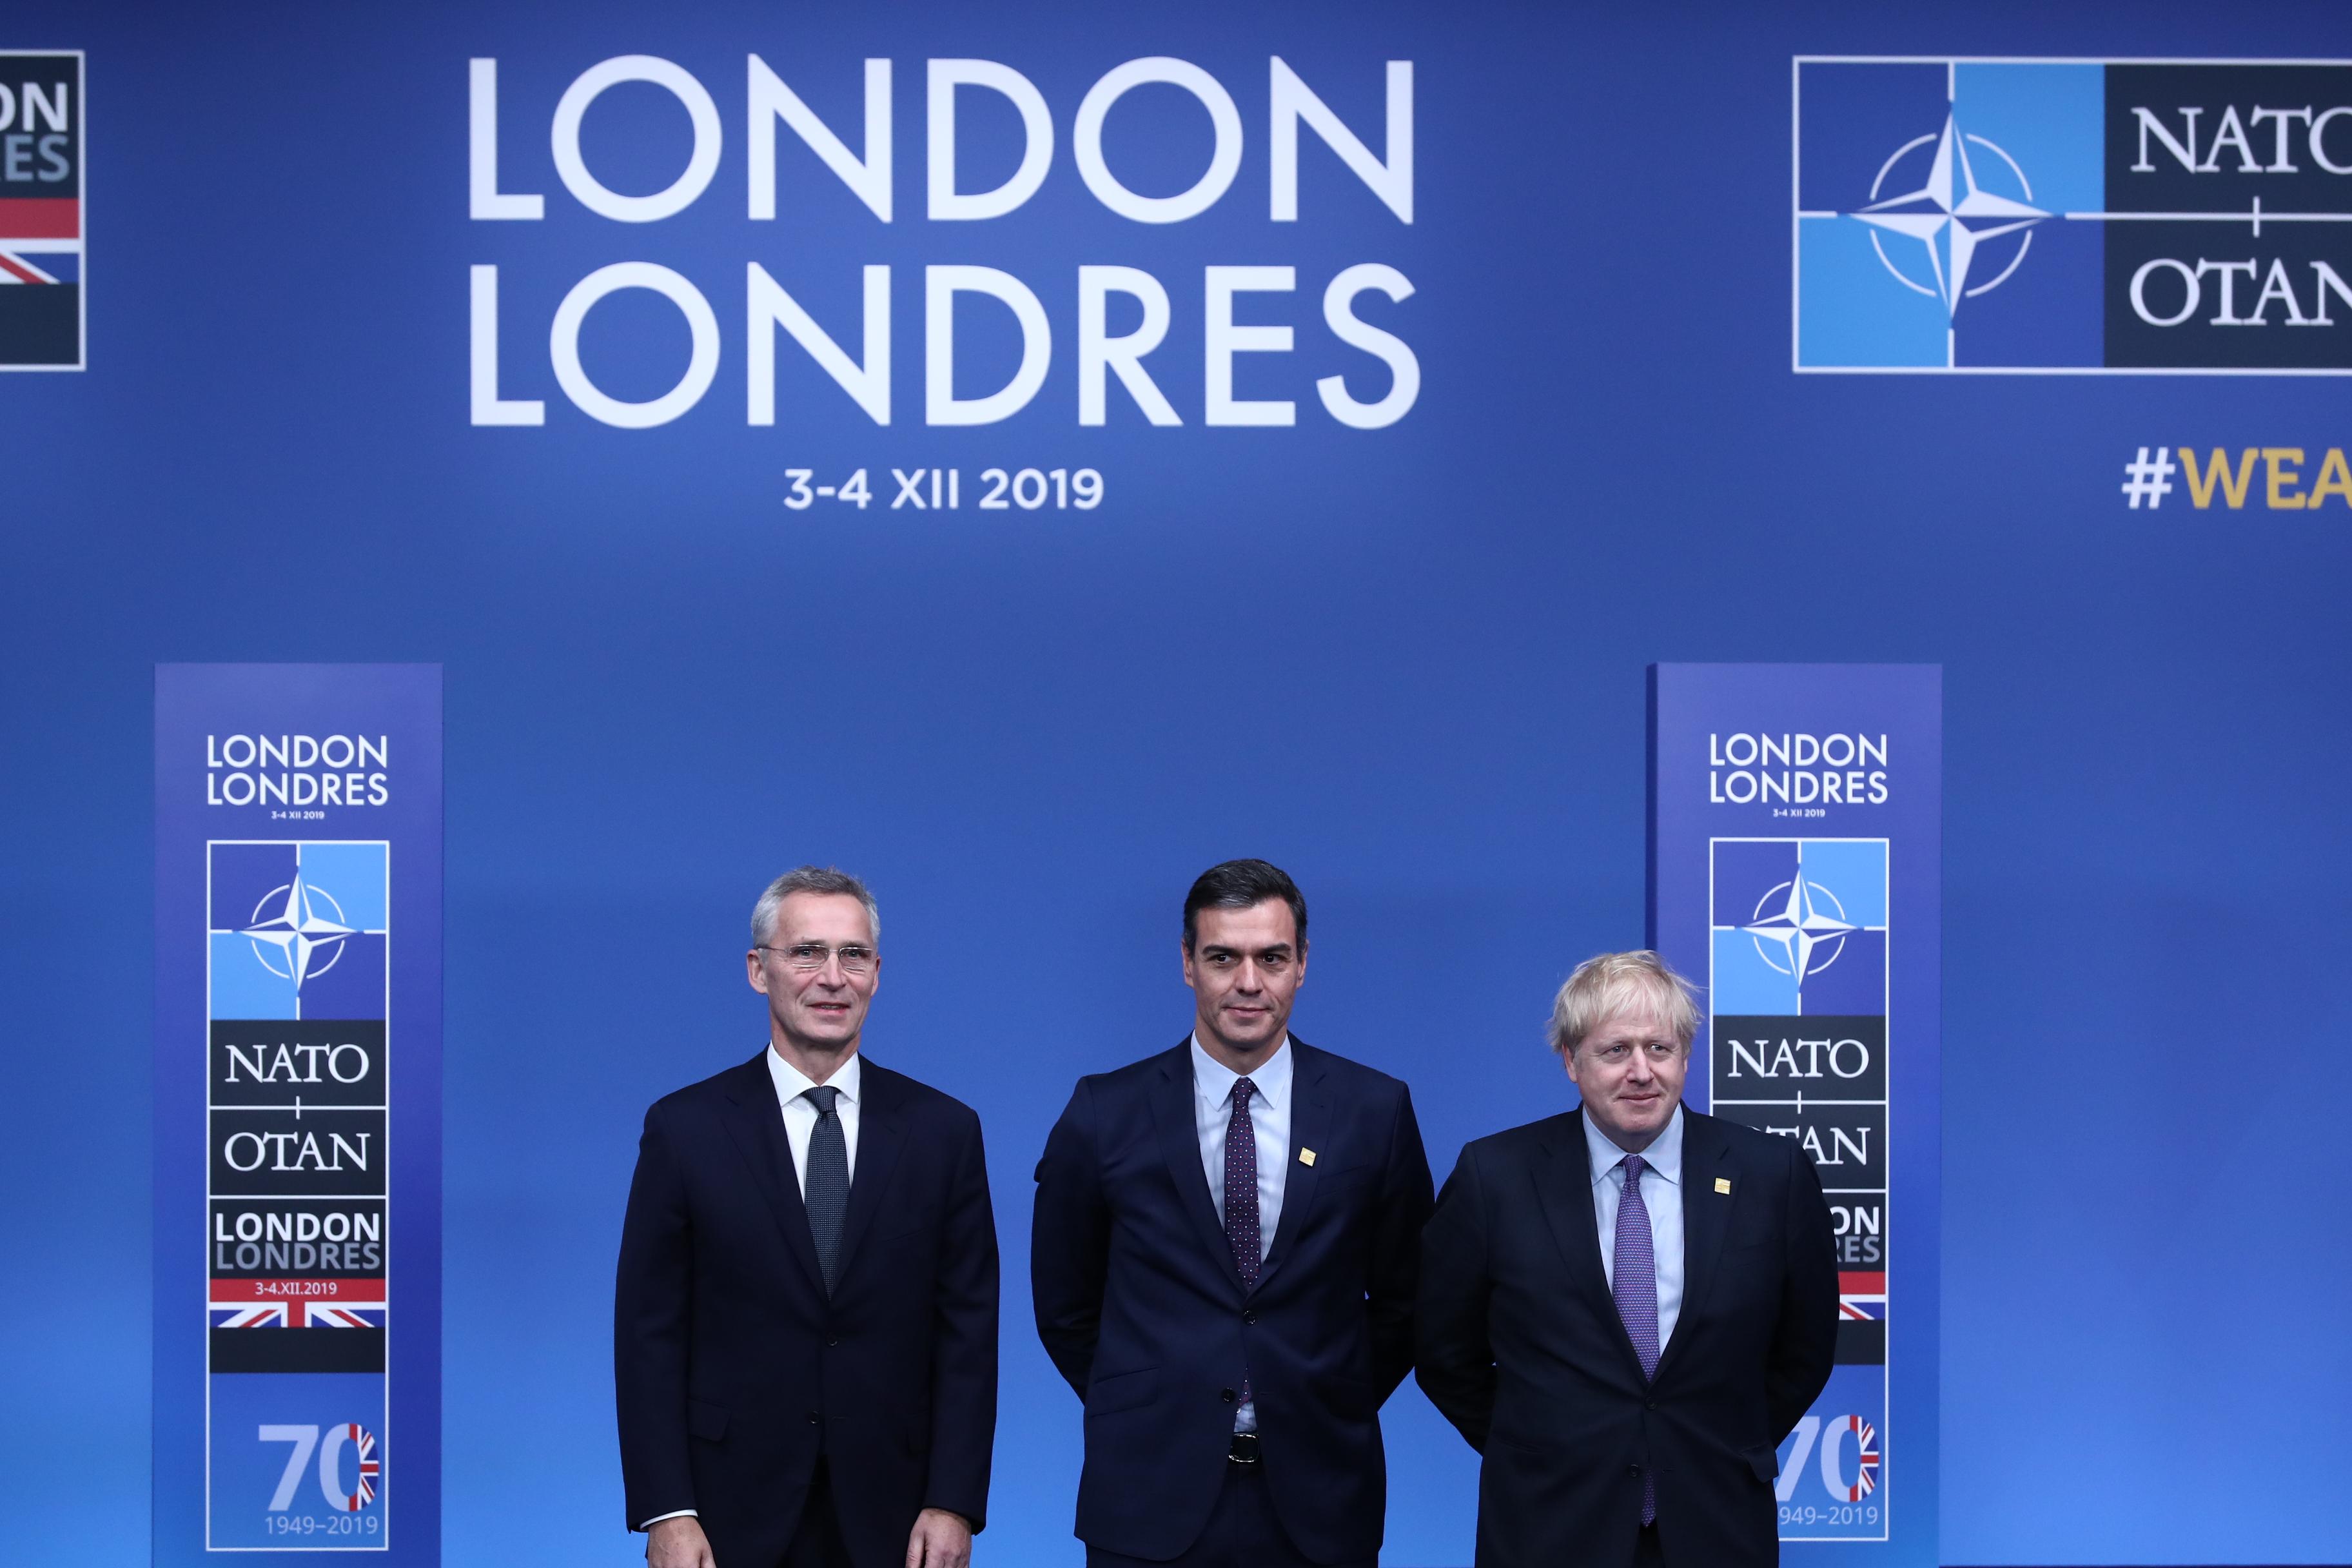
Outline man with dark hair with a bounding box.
[1032,859,1434,1568]
[1181,858,1309,953]
[616,868,999,1568]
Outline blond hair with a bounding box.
[1545,950,1698,1058]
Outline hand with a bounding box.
[647,1514,716,1568]
[905,1507,972,1568]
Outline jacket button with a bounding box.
[1220,1388,1237,1404]
[1646,1401,1658,1411]
[826,1337,840,1347]
[1242,1309,1259,1324]
[806,1412,821,1425]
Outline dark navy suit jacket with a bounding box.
[1032,1037,1433,1563]
[614,1054,998,1568]
[1415,1106,1837,1568]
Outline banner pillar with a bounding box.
[153,665,442,1565]
[1647,663,1940,1567]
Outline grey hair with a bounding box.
[1545,950,1699,1058]
[751,866,880,946]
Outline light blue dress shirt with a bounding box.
[1191,1034,1293,1433]
[1583,1102,1686,1350]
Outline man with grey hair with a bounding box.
[1416,951,1836,1568]
[616,867,998,1568]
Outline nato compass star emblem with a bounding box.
[1743,876,1855,982]
[242,874,355,988]
[1850,112,2047,317]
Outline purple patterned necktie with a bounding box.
[1225,1078,1262,1286]
[1614,1153,1659,1525]
[1226,1079,1260,1417]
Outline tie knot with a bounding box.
[1620,1153,1646,1182]
[805,1084,841,1115]
[1233,1077,1255,1108]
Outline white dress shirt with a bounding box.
[1584,1102,1686,1350]
[637,1047,867,1530]
[767,1045,862,1193]
[1190,1034,1293,1435]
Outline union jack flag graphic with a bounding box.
[333,1425,380,1511]
[209,1278,384,1328]
[1837,1269,1886,1321]
[1837,1416,1880,1500]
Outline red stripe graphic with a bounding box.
[209,1277,381,1302]
[0,199,80,239]
[0,252,45,284]
[1838,1271,1886,1293]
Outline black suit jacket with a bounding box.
[1416,1106,1836,1568]
[1032,1037,1434,1563]
[614,1054,998,1568]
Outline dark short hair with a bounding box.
[1182,859,1308,952]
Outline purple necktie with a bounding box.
[1614,1154,1659,1524]
[1226,1079,1260,1416]
[1225,1078,1262,1286]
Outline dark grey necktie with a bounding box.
[802,1084,848,1295]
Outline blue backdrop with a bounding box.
[3,2,2349,1565]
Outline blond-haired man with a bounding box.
[1416,952,1835,1567]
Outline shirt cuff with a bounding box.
[639,1510,698,1529]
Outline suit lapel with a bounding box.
[835,1059,906,1285]
[716,1053,825,1295]
[1253,1041,1330,1293]
[1653,1109,1733,1387]
[1150,1039,1246,1295]
[1534,1108,1650,1387]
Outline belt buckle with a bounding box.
[1228,1432,1262,1464]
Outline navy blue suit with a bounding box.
[1032,1038,1433,1564]
[1415,1107,1837,1568]
[614,1054,998,1568]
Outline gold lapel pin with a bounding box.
[1714,1177,1732,1195]
[1299,1148,1317,1166]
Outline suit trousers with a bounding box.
[780,1460,852,1568]
[1083,1458,1374,1568]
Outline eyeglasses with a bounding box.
[757,943,877,975]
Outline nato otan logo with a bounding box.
[0,51,83,370]
[1796,57,2352,373]
[209,843,387,1022]
[242,872,360,991]
[1709,839,1886,1016]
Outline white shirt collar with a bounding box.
[1583,1101,1683,1187]
[767,1044,861,1107]
[1188,1033,1293,1111]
